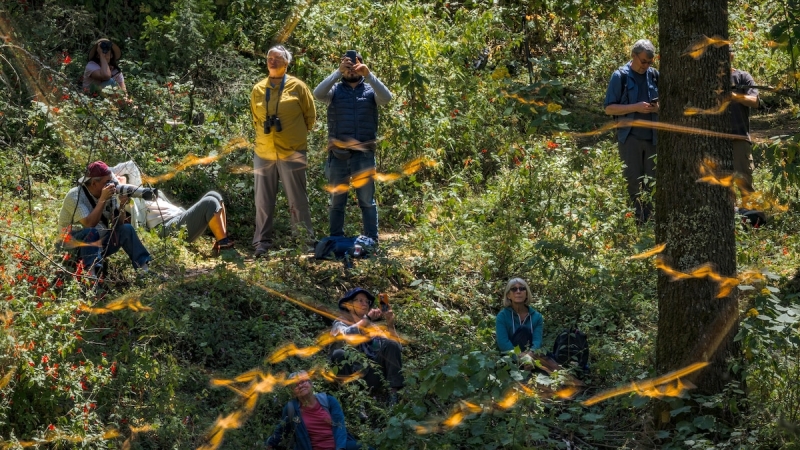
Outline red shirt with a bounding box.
[300,401,336,450]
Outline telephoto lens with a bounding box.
[115,183,157,201]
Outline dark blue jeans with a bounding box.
[71,225,151,273]
[325,151,378,240]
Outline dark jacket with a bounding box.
[313,71,392,153]
[603,62,659,145]
[266,393,347,450]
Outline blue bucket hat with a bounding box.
[337,287,375,311]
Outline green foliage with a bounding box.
[2,0,800,448]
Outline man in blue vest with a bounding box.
[604,39,660,224]
[313,50,392,242]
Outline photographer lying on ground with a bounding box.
[58,161,152,278]
[111,161,233,253]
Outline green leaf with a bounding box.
[693,415,716,430]
[670,406,692,417]
[581,413,603,422]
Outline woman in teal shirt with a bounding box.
[495,277,543,354]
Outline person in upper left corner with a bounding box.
[58,161,152,278]
[313,49,392,243]
[250,45,316,258]
[83,38,126,93]
[604,39,659,224]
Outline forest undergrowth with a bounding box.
[2,0,800,448]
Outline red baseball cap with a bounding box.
[80,160,111,183]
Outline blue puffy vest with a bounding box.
[327,80,379,151]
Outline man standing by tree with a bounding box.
[604,39,660,223]
[313,50,392,242]
[729,49,759,195]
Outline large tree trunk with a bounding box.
[655,0,738,415]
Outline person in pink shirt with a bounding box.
[83,38,126,93]
[266,371,372,450]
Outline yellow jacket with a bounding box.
[250,75,316,160]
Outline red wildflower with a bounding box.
[546,141,558,150]
[48,424,55,431]
[41,355,49,363]
[63,55,72,65]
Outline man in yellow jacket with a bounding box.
[250,45,316,258]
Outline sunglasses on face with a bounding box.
[510,286,527,293]
[291,379,310,388]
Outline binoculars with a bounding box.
[100,41,112,54]
[263,115,282,134]
[107,181,157,201]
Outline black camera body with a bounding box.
[100,41,112,54]
[263,115,282,134]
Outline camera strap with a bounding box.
[80,185,118,230]
[264,74,286,123]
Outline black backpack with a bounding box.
[552,328,590,372]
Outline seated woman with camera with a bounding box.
[330,288,404,404]
[83,38,126,93]
[111,161,234,253]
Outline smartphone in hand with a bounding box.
[379,293,390,312]
[345,50,358,65]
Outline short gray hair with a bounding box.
[268,45,292,66]
[631,39,656,59]
[502,278,533,308]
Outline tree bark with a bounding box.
[655,0,738,415]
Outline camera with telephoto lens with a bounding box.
[107,181,157,201]
[263,115,282,134]
[100,41,112,54]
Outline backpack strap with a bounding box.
[315,393,330,412]
[81,185,112,229]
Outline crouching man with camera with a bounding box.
[250,45,316,258]
[58,161,152,278]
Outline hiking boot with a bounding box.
[212,237,234,256]
[254,242,271,259]
[214,237,234,250]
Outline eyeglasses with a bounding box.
[291,379,310,388]
[636,54,654,66]
[509,286,527,293]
